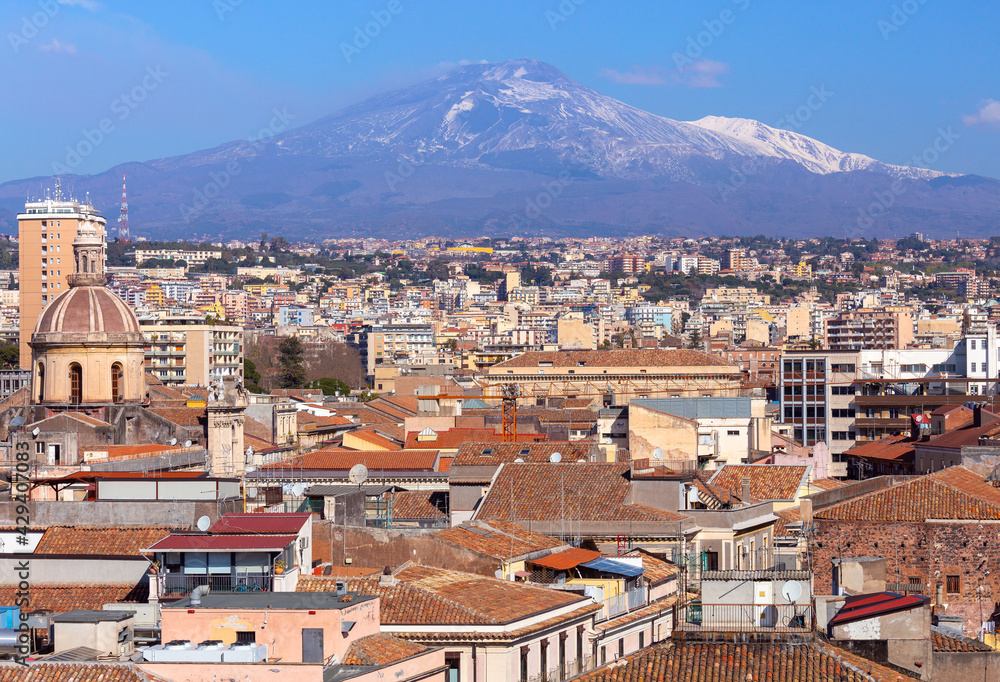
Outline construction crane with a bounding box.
[500,384,520,442]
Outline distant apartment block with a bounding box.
[140,315,244,386]
[824,308,913,350]
[134,249,218,266]
[608,255,645,274]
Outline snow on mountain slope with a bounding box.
[688,115,945,179]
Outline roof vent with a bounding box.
[335,580,347,596]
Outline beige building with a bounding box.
[140,315,244,386]
[485,349,742,407]
[18,184,107,367]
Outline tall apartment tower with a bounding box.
[17,183,107,367]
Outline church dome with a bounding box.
[33,286,143,338]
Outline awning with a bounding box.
[580,557,645,577]
[530,548,601,571]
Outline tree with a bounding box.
[277,336,307,389]
[0,342,18,369]
[425,259,450,281]
[306,377,352,396]
[244,358,263,393]
[7,273,15,290]
[687,329,704,351]
[808,336,822,350]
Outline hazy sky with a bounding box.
[2,0,998,183]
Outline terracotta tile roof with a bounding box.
[622,548,681,585]
[530,548,601,570]
[329,406,398,426]
[146,406,206,427]
[452,442,593,467]
[345,429,401,450]
[434,522,563,560]
[35,526,173,556]
[923,410,1000,450]
[298,564,587,625]
[709,465,809,502]
[577,641,910,682]
[388,491,448,521]
[261,449,439,472]
[774,506,802,535]
[83,444,186,460]
[932,627,995,652]
[342,633,429,666]
[810,478,847,491]
[0,663,148,681]
[843,435,916,463]
[816,466,1000,522]
[0,584,145,612]
[475,463,690,522]
[405,428,505,449]
[493,349,735,369]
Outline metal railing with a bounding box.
[675,603,813,634]
[886,582,925,595]
[597,586,647,621]
[159,573,273,595]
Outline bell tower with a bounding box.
[207,376,250,477]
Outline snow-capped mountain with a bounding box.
[0,59,995,239]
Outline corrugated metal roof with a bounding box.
[146,534,297,552]
[632,397,752,420]
[829,592,929,627]
[530,548,601,571]
[580,557,645,577]
[209,513,310,534]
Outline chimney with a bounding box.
[741,476,752,503]
[974,404,984,428]
[800,499,813,528]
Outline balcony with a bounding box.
[596,586,647,621]
[675,603,814,636]
[158,572,273,596]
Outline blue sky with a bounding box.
[2,0,998,183]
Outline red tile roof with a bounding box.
[452,442,593,467]
[0,663,148,681]
[434,522,563,560]
[709,464,809,502]
[0,584,145,613]
[932,628,995,652]
[843,435,916,463]
[343,633,429,666]
[146,534,297,552]
[493,349,734,369]
[577,641,909,682]
[475,463,690,522]
[774,506,802,535]
[810,478,847,491]
[388,491,448,521]
[816,466,1000,522]
[530,548,601,570]
[35,526,173,556]
[209,512,310,534]
[345,429,402,450]
[405,428,505,449]
[261,449,439,472]
[298,564,587,625]
[146,407,206,427]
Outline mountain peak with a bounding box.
[448,58,574,85]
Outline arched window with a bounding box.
[69,363,82,404]
[37,363,44,402]
[111,362,122,403]
[81,254,88,273]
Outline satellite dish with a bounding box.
[31,427,39,437]
[170,437,177,445]
[291,482,305,496]
[247,487,258,497]
[184,440,192,448]
[603,438,612,445]
[549,452,562,463]
[196,516,211,532]
[653,448,663,460]
[514,458,524,463]
[349,463,369,486]
[781,581,803,602]
[10,416,23,428]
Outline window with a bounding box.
[970,340,976,350]
[831,363,856,373]
[727,430,740,436]
[832,386,856,395]
[946,575,960,594]
[236,631,256,643]
[69,363,82,403]
[618,639,624,658]
[639,632,644,649]
[832,409,856,418]
[111,362,122,403]
[971,363,978,372]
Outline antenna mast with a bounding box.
[117,174,131,243]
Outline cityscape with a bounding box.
[2,2,1000,681]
